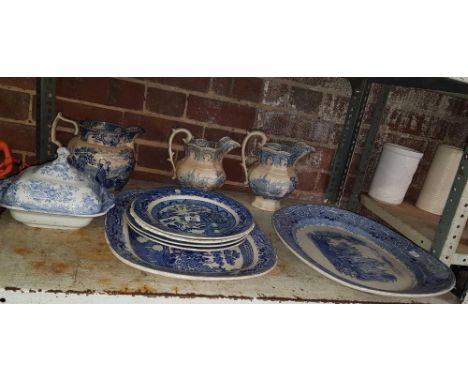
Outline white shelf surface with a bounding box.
[0,181,458,303]
[361,194,468,265]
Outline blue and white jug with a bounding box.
[168,128,240,191]
[241,131,315,211]
[51,113,144,192]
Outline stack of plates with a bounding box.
[105,187,277,280]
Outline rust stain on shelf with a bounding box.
[14,247,33,256]
[1,285,419,303]
[30,260,46,269]
[51,262,70,274]
[269,260,285,275]
[30,260,70,274]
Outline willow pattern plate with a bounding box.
[125,212,245,251]
[105,190,277,280]
[272,205,455,297]
[130,187,255,242]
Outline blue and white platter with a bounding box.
[105,190,277,280]
[129,187,255,242]
[273,205,456,297]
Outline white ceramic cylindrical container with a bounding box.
[369,143,423,205]
[416,144,463,215]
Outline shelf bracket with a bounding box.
[431,144,468,265]
[348,85,391,211]
[36,78,56,164]
[325,78,371,204]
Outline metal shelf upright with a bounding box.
[325,77,468,300]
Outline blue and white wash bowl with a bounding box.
[0,147,114,229]
[51,112,144,192]
[241,131,315,211]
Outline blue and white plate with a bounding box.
[129,187,255,242]
[105,190,277,280]
[125,211,245,251]
[273,205,455,297]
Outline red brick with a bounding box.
[314,172,331,194]
[263,80,290,107]
[146,87,186,117]
[388,87,444,111]
[56,78,145,110]
[211,78,232,96]
[136,144,181,172]
[445,120,467,147]
[202,127,245,156]
[122,112,202,143]
[187,96,256,130]
[295,167,317,192]
[54,130,76,147]
[299,119,333,144]
[143,78,210,92]
[220,182,249,192]
[131,169,176,185]
[0,89,30,121]
[397,136,427,153]
[445,97,468,118]
[308,146,335,171]
[223,157,245,183]
[411,163,430,189]
[290,87,323,114]
[0,121,36,152]
[231,78,264,103]
[288,78,351,95]
[0,77,36,90]
[318,94,349,123]
[52,98,123,125]
[385,109,427,136]
[256,110,329,143]
[406,185,421,203]
[210,78,265,102]
[25,153,38,166]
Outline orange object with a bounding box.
[0,140,16,178]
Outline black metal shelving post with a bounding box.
[36,78,56,163]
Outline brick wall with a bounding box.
[0,77,467,202]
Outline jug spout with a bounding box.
[289,142,315,166]
[217,136,240,157]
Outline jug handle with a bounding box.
[51,112,79,147]
[168,128,193,180]
[241,131,267,185]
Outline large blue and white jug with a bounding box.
[241,131,315,211]
[51,113,144,192]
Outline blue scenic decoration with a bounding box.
[250,175,297,200]
[178,169,225,190]
[105,190,277,279]
[0,148,114,216]
[306,231,397,282]
[132,187,254,239]
[125,208,243,249]
[79,121,144,146]
[151,199,237,235]
[65,121,143,192]
[68,146,135,192]
[245,141,313,204]
[272,204,455,296]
